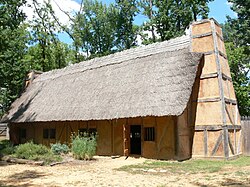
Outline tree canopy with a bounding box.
[0,0,28,115]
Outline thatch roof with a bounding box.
[2,35,203,123]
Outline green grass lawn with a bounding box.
[118,156,250,174]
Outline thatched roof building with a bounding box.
[2,19,242,160]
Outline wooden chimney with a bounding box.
[191,19,241,159]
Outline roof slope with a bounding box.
[2,35,203,122]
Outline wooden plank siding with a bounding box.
[8,115,189,160]
[242,117,250,156]
[191,19,242,159]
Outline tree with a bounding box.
[0,0,28,116]
[26,0,75,72]
[115,0,139,49]
[139,0,157,44]
[29,0,62,71]
[24,41,75,71]
[140,0,213,42]
[227,0,250,46]
[187,0,212,21]
[75,0,118,58]
[50,0,84,63]
[225,42,250,116]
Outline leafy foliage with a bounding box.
[71,133,97,160]
[14,141,61,164]
[0,140,15,155]
[139,0,213,42]
[115,0,139,49]
[28,0,72,71]
[225,43,250,116]
[227,0,250,46]
[51,143,69,155]
[15,141,50,159]
[0,0,29,116]
[73,0,118,58]
[69,0,139,60]
[0,0,75,117]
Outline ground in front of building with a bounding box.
[0,156,250,187]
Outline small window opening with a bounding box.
[43,128,56,139]
[19,128,26,139]
[144,127,155,141]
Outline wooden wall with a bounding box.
[242,117,250,156]
[141,116,175,160]
[9,115,187,160]
[191,19,242,159]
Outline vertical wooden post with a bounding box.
[211,20,229,158]
[204,129,208,156]
[234,128,237,154]
[111,120,114,155]
[141,117,144,156]
[123,119,129,156]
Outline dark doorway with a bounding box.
[130,125,141,155]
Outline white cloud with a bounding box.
[137,27,160,46]
[226,2,233,7]
[22,0,81,26]
[225,1,237,17]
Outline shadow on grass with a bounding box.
[0,170,46,187]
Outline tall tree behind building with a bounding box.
[115,0,139,49]
[140,0,213,42]
[0,0,28,116]
[27,0,72,72]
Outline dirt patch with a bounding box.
[0,156,250,187]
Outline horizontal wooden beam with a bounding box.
[200,72,218,79]
[203,50,228,60]
[194,97,220,103]
[192,32,212,39]
[225,98,237,105]
[192,18,221,27]
[192,19,211,25]
[195,125,241,131]
[203,51,214,55]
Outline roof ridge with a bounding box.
[36,35,190,82]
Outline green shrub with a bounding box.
[0,140,15,155]
[28,153,62,165]
[15,141,50,159]
[71,133,97,160]
[51,143,69,155]
[14,141,61,164]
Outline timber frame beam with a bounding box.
[195,125,241,131]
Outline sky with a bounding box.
[23,0,237,44]
[73,0,236,25]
